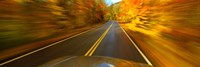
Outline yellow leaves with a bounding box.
[51,11,62,16]
[159,0,173,4]
[48,0,58,3]
[119,0,200,66]
[47,4,64,16]
[118,0,174,37]
[14,0,23,3]
[48,3,63,10]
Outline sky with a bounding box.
[105,0,121,6]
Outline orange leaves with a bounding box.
[122,0,141,6]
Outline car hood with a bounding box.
[39,56,152,67]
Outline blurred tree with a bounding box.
[0,0,108,51]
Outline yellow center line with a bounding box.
[84,22,113,56]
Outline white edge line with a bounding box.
[0,26,98,66]
[119,25,153,66]
[48,56,77,67]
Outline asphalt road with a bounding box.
[1,21,151,67]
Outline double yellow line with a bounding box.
[84,22,113,56]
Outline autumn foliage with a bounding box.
[0,0,107,50]
[117,0,200,66]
